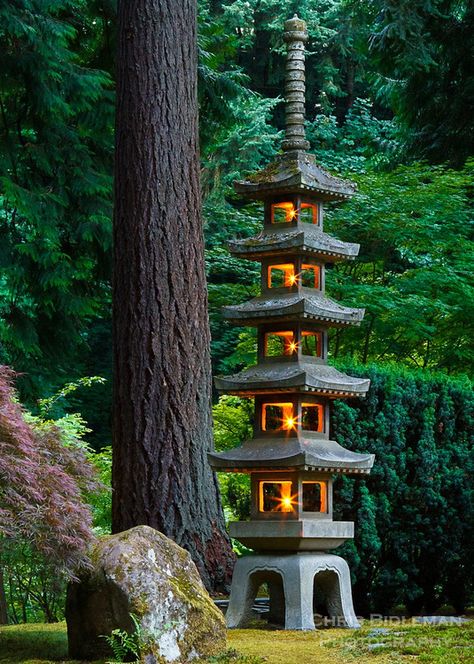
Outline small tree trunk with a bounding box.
[362,314,375,364]
[0,570,8,624]
[346,60,355,111]
[112,0,234,592]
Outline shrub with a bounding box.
[214,363,474,614]
[0,367,100,622]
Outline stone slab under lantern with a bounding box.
[229,519,354,551]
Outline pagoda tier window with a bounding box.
[299,203,318,224]
[301,403,324,432]
[268,263,296,288]
[301,331,323,357]
[271,201,297,224]
[262,402,296,432]
[302,481,328,513]
[300,263,320,289]
[259,481,294,513]
[270,201,319,225]
[265,331,297,357]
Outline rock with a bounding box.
[66,525,226,662]
[367,628,391,636]
[367,643,386,651]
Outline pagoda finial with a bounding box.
[282,14,310,153]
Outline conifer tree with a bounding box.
[112,0,234,591]
[0,0,113,396]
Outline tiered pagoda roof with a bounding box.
[228,224,360,262]
[209,14,373,477]
[208,435,374,473]
[235,150,356,201]
[215,361,370,397]
[223,290,364,326]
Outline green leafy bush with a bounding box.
[0,374,110,623]
[214,363,474,614]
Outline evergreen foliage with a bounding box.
[0,0,113,399]
[333,363,474,614]
[325,160,474,373]
[368,0,474,164]
[0,0,472,618]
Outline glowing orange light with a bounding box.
[271,202,299,224]
[288,340,298,354]
[301,403,324,432]
[277,484,297,512]
[302,481,328,513]
[268,264,296,288]
[262,402,293,431]
[301,264,320,289]
[300,202,318,224]
[259,481,296,513]
[264,331,298,357]
[287,206,297,221]
[262,402,298,432]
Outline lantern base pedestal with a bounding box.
[230,519,354,551]
[226,552,359,630]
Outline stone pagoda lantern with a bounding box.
[209,15,374,631]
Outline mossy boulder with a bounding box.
[66,525,226,662]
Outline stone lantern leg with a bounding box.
[208,15,375,631]
[226,553,359,630]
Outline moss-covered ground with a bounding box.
[0,619,472,664]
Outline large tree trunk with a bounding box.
[112,0,234,592]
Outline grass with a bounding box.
[0,620,472,664]
[0,622,83,664]
[340,619,474,664]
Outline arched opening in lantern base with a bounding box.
[225,554,359,629]
[313,570,344,627]
[247,571,286,627]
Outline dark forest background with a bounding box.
[0,0,473,618]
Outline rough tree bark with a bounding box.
[112,0,234,592]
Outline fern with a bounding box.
[100,614,141,664]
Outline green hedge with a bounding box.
[216,363,474,614]
[332,363,474,614]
